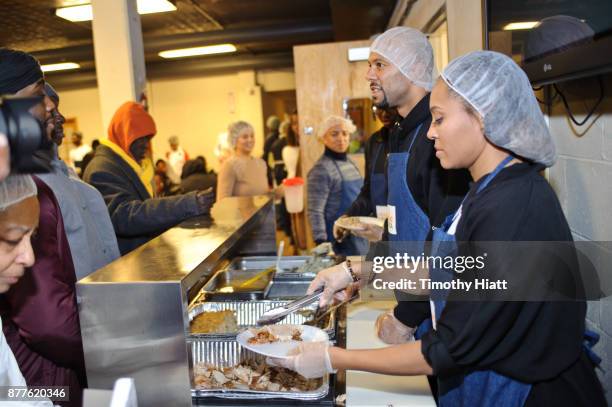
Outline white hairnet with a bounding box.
[370,27,434,91]
[0,174,37,211]
[441,50,556,167]
[317,115,356,140]
[227,121,254,147]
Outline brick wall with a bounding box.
[546,74,612,403]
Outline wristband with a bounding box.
[342,259,359,283]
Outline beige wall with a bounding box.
[57,87,105,144]
[293,40,372,178]
[402,0,483,60]
[56,69,274,173]
[147,70,263,172]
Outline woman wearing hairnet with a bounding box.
[269,51,606,406]
[307,116,368,255]
[0,175,52,406]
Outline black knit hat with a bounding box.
[0,48,44,95]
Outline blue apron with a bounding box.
[430,155,532,406]
[386,123,433,338]
[369,141,387,212]
[326,159,369,256]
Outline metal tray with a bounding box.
[189,336,329,400]
[188,300,335,338]
[192,256,335,302]
[265,278,312,299]
[229,256,334,275]
[196,269,275,301]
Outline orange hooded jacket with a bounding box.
[102,101,156,196]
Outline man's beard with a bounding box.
[373,89,390,109]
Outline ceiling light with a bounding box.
[55,4,92,22]
[348,47,370,62]
[41,62,81,72]
[503,21,539,31]
[158,44,237,59]
[55,0,176,22]
[137,0,176,15]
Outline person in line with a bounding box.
[0,175,53,407]
[262,115,281,187]
[3,83,124,407]
[79,139,99,177]
[270,50,607,407]
[0,49,101,407]
[165,135,188,184]
[216,121,269,200]
[154,158,178,197]
[68,131,92,176]
[180,156,217,195]
[281,119,300,180]
[83,101,214,254]
[307,116,368,256]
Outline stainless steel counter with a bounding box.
[76,196,276,407]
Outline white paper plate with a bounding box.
[237,324,329,359]
[334,216,385,231]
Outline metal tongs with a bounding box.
[256,288,324,326]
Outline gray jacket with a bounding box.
[307,154,362,243]
[37,155,120,280]
[83,145,203,254]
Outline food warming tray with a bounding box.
[189,336,329,400]
[192,256,336,301]
[188,300,335,338]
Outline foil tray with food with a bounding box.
[190,337,329,400]
[188,300,335,338]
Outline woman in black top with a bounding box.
[269,51,606,406]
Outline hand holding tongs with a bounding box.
[256,288,324,326]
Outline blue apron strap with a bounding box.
[406,123,424,154]
[477,155,514,193]
[583,329,602,366]
[442,155,515,232]
[371,141,383,169]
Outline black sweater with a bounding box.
[419,162,606,406]
[384,94,470,228]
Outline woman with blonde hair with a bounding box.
[217,121,268,201]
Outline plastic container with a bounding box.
[282,177,304,213]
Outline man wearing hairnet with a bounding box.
[318,27,469,378]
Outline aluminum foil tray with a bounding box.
[189,337,329,400]
[188,300,335,338]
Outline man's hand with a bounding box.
[195,187,215,214]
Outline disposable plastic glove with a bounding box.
[352,223,384,242]
[333,215,350,242]
[307,263,353,307]
[375,309,416,344]
[266,341,335,379]
[311,242,333,257]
